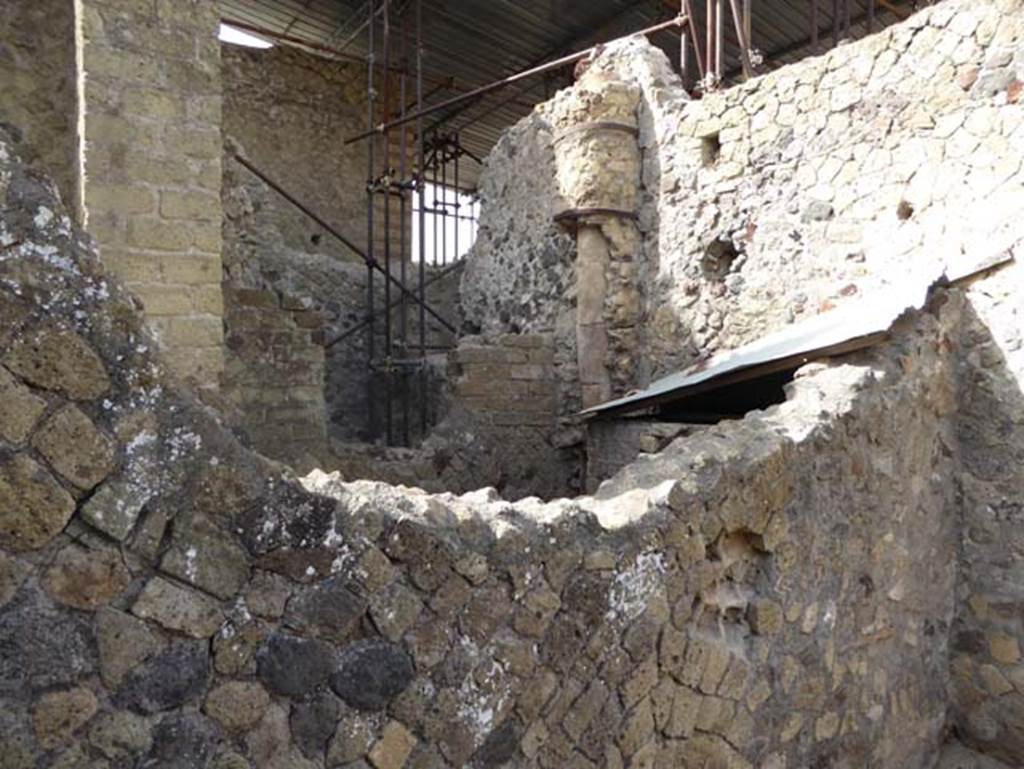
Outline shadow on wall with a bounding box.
[950,292,1024,763]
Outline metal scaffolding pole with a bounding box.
[366,0,377,441]
[399,10,410,446]
[416,0,427,437]
[441,146,448,266]
[382,0,393,445]
[453,136,460,261]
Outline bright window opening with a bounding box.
[412,182,479,266]
[219,24,274,49]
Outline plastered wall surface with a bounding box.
[222,46,370,262]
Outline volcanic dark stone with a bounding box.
[116,641,211,714]
[329,639,414,711]
[0,587,96,694]
[290,690,342,758]
[142,712,219,769]
[472,718,521,768]
[283,575,367,642]
[256,633,336,698]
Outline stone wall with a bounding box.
[460,0,1024,383]
[633,0,1024,381]
[223,148,460,450]
[949,260,1024,762]
[0,129,974,768]
[451,3,1024,762]
[222,286,328,472]
[79,0,224,388]
[0,0,78,212]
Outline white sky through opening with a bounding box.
[219,24,274,49]
[412,182,479,265]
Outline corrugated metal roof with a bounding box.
[581,248,1016,419]
[219,0,920,188]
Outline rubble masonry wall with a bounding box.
[0,124,968,769]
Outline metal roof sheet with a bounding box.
[581,248,1016,418]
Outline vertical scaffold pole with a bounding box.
[416,0,427,438]
[365,0,377,442]
[399,9,410,446]
[382,0,393,445]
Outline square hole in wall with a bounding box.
[701,132,722,166]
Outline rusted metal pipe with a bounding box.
[683,0,706,82]
[344,15,687,145]
[728,0,753,78]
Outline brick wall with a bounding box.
[444,333,583,499]
[80,0,224,388]
[222,287,328,469]
[0,0,78,211]
[452,334,556,427]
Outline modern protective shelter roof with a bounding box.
[219,0,917,187]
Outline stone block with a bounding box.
[159,253,221,285]
[213,621,264,677]
[101,250,163,283]
[203,681,270,734]
[256,633,336,698]
[989,632,1022,664]
[0,365,47,443]
[96,607,166,688]
[88,182,156,215]
[33,404,117,490]
[190,220,222,253]
[283,575,368,642]
[115,641,211,714]
[192,284,224,315]
[131,576,224,638]
[748,599,784,636]
[154,315,223,349]
[330,639,415,712]
[119,87,186,121]
[328,714,376,766]
[369,582,424,642]
[142,711,219,768]
[0,454,77,551]
[290,690,342,758]
[160,513,250,599]
[88,710,153,762]
[132,283,195,316]
[125,217,192,252]
[3,323,110,400]
[160,189,220,221]
[42,543,130,610]
[368,721,417,769]
[32,687,98,749]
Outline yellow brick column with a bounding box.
[79,0,224,388]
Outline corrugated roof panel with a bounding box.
[582,249,1016,419]
[220,0,917,188]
